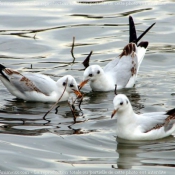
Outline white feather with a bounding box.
[0,67,80,102]
[112,94,175,140]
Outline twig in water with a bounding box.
[43,118,51,125]
[71,36,76,63]
[114,84,117,95]
[68,93,84,122]
[78,94,84,111]
[55,105,60,114]
[43,78,68,119]
[34,33,37,39]
[68,101,77,123]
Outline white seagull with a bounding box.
[79,16,155,91]
[111,94,175,140]
[0,64,82,102]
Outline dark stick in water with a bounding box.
[71,36,76,63]
[43,78,68,119]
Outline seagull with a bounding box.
[79,16,155,91]
[111,94,175,140]
[0,64,82,102]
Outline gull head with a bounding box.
[58,75,82,98]
[111,94,131,118]
[79,65,104,89]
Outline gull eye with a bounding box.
[89,73,93,77]
[63,82,66,86]
[70,84,74,87]
[126,100,128,104]
[120,102,123,105]
[97,70,100,74]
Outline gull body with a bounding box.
[80,42,147,91]
[79,16,155,91]
[0,64,81,102]
[111,94,175,140]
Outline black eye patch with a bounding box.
[120,102,123,105]
[126,100,128,104]
[89,73,93,77]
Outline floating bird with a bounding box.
[79,16,155,91]
[0,64,82,102]
[111,94,175,140]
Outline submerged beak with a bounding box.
[111,109,118,118]
[73,89,82,98]
[78,79,89,90]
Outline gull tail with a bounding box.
[138,41,149,49]
[129,16,156,45]
[0,64,10,81]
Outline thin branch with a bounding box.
[43,118,51,125]
[68,101,77,123]
[71,36,76,63]
[43,78,68,119]
[55,105,60,114]
[78,94,84,111]
[33,33,37,40]
[114,84,117,95]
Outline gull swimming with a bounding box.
[79,16,155,91]
[0,64,82,102]
[111,94,175,140]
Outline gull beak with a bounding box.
[78,79,89,90]
[111,109,118,118]
[73,89,82,98]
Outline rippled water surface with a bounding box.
[0,0,175,174]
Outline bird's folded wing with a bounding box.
[104,43,138,88]
[23,73,57,95]
[139,111,175,133]
[2,68,53,95]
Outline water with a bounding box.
[0,0,175,174]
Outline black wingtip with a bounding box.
[136,22,156,44]
[166,108,175,116]
[0,64,6,71]
[0,64,10,82]
[138,41,149,49]
[82,51,93,69]
[129,16,137,44]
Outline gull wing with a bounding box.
[139,108,175,133]
[0,65,56,95]
[22,73,57,95]
[104,43,138,88]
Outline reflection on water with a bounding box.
[116,136,175,169]
[0,0,175,173]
